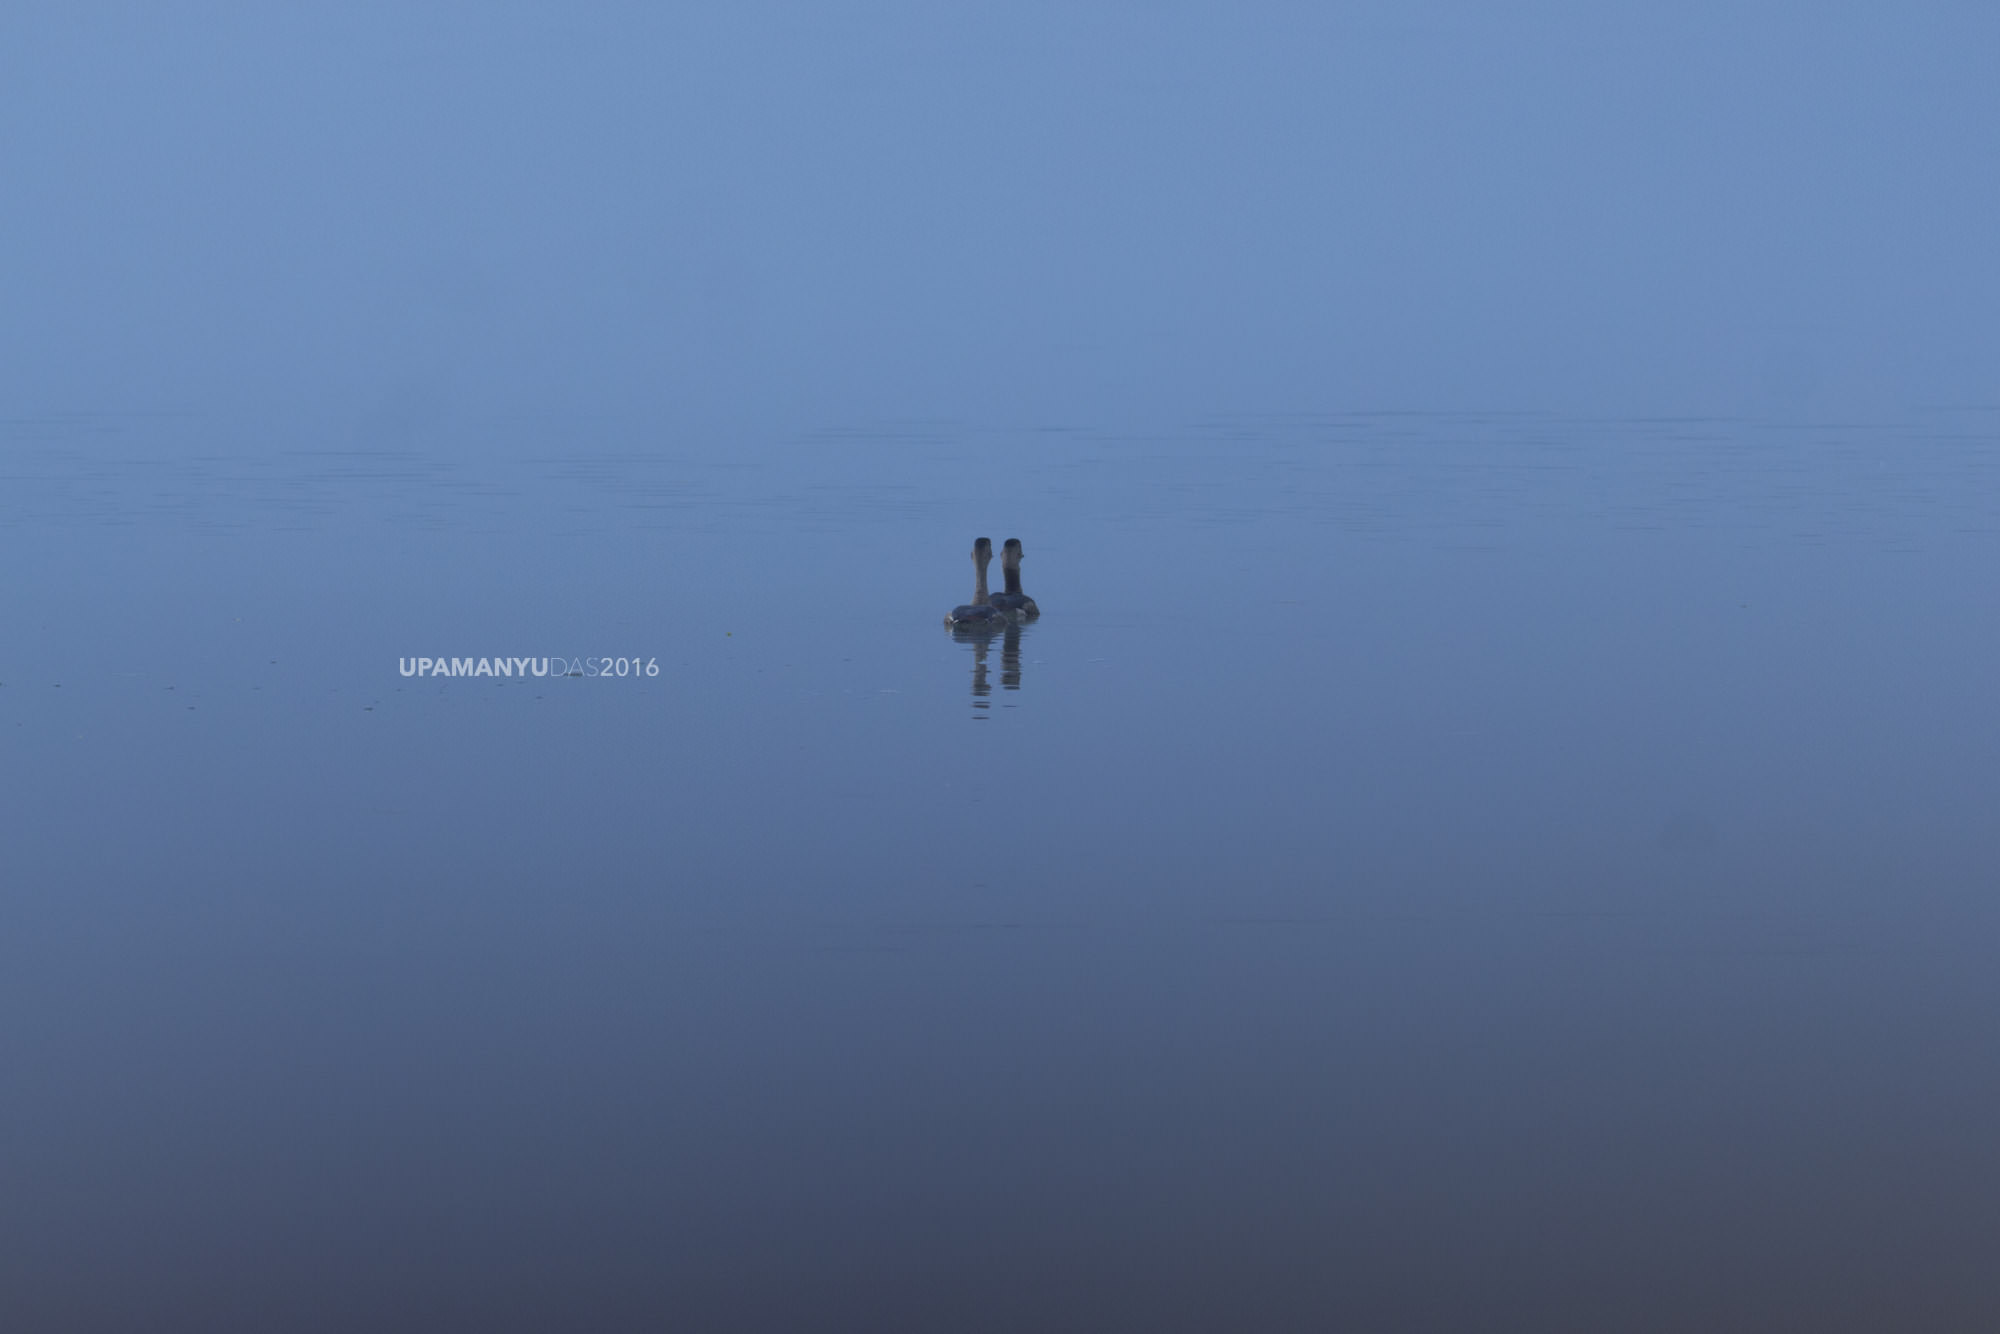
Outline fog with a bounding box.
[6,7,2000,1331]
[7,4,1997,432]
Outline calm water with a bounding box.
[5,411,1999,1330]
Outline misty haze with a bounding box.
[4,6,1997,1331]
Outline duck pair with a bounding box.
[944,537,1039,627]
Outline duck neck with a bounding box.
[1001,561,1023,596]
[973,555,993,605]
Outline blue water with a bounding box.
[5,410,1999,1329]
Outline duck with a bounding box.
[943,537,1008,628]
[988,538,1039,618]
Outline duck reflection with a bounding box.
[999,618,1023,691]
[949,618,1027,717]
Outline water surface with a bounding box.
[4,410,1998,1330]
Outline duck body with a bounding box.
[945,602,1006,628]
[989,590,1038,617]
